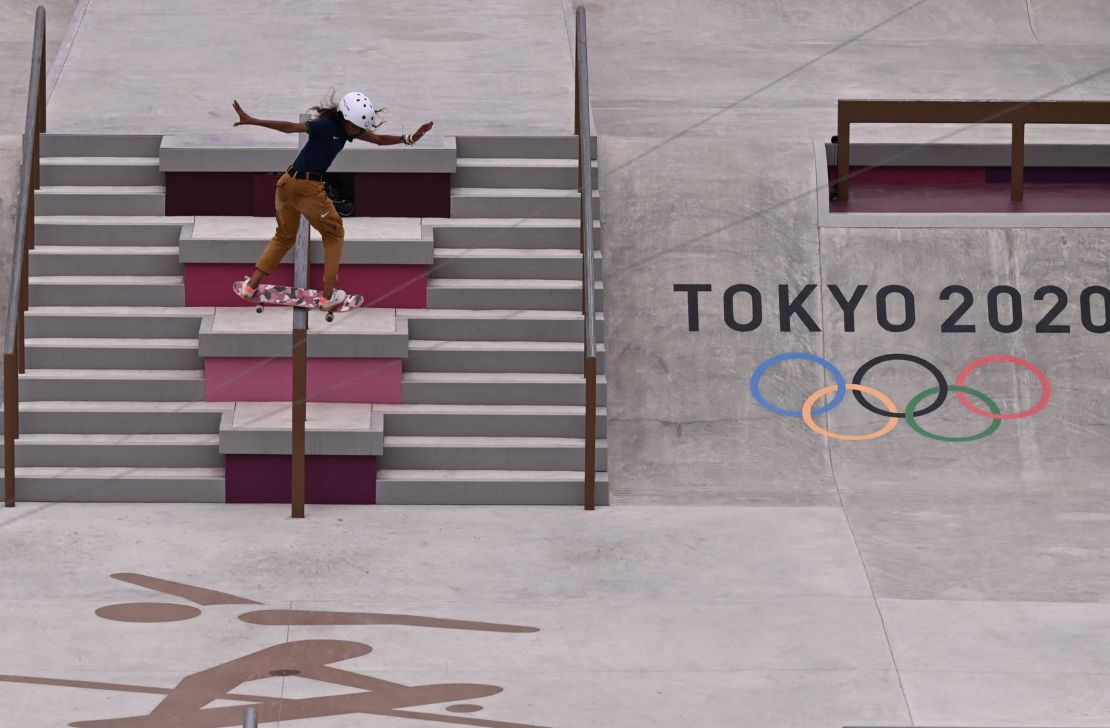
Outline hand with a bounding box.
[232,100,252,127]
[412,121,434,142]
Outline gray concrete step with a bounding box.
[35,186,166,216]
[426,279,604,311]
[19,369,205,402]
[399,308,605,342]
[429,218,601,250]
[451,188,600,219]
[453,158,597,189]
[25,338,201,370]
[16,401,227,435]
[26,307,207,339]
[36,217,188,246]
[376,403,607,438]
[41,157,163,187]
[376,469,609,505]
[380,436,608,470]
[8,433,221,468]
[42,134,162,158]
[432,248,603,279]
[30,246,181,276]
[29,276,185,306]
[402,372,606,406]
[11,466,224,502]
[406,340,605,374]
[455,136,595,160]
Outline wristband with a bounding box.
[402,134,414,146]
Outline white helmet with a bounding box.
[338,91,376,130]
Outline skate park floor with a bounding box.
[3,0,1110,725]
[7,501,1108,727]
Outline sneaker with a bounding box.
[237,278,258,301]
[317,289,347,311]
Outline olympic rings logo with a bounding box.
[749,353,1051,442]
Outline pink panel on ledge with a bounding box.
[205,358,402,403]
[226,454,375,504]
[185,263,428,308]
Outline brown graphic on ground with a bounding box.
[0,573,547,727]
[95,602,203,622]
[111,573,261,605]
[240,609,539,632]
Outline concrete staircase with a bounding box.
[11,133,607,505]
[377,136,608,505]
[17,134,225,501]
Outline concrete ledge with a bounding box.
[160,134,457,173]
[199,308,409,359]
[219,403,383,456]
[180,218,433,265]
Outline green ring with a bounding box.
[905,385,1002,442]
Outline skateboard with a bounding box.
[233,280,365,322]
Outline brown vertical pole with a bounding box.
[573,42,580,137]
[1011,123,1025,202]
[836,110,850,201]
[584,356,596,510]
[4,354,16,507]
[18,198,30,375]
[291,326,306,519]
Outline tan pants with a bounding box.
[255,173,345,286]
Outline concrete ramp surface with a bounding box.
[1,1,1110,726]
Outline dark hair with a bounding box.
[311,91,343,123]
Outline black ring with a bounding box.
[851,354,948,418]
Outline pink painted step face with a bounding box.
[205,358,402,404]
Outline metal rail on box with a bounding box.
[836,99,1110,202]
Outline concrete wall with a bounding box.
[587,0,1110,504]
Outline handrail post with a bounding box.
[1011,122,1025,202]
[4,354,15,507]
[584,356,596,510]
[291,117,310,519]
[836,102,850,201]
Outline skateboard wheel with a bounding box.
[255,305,264,314]
[325,312,335,323]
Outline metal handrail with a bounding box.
[836,99,1110,202]
[574,6,598,510]
[5,6,46,508]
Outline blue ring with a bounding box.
[750,352,847,417]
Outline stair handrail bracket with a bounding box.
[575,6,599,510]
[5,5,47,508]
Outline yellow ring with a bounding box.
[802,383,899,441]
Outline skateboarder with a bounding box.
[232,92,433,310]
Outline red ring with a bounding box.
[954,355,1051,420]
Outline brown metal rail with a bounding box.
[291,117,311,519]
[836,99,1110,202]
[574,6,598,510]
[5,6,46,508]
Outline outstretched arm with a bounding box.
[232,100,306,134]
[358,121,434,146]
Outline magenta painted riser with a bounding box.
[185,263,428,308]
[225,454,376,504]
[205,358,402,403]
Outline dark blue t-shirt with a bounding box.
[289,117,356,174]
